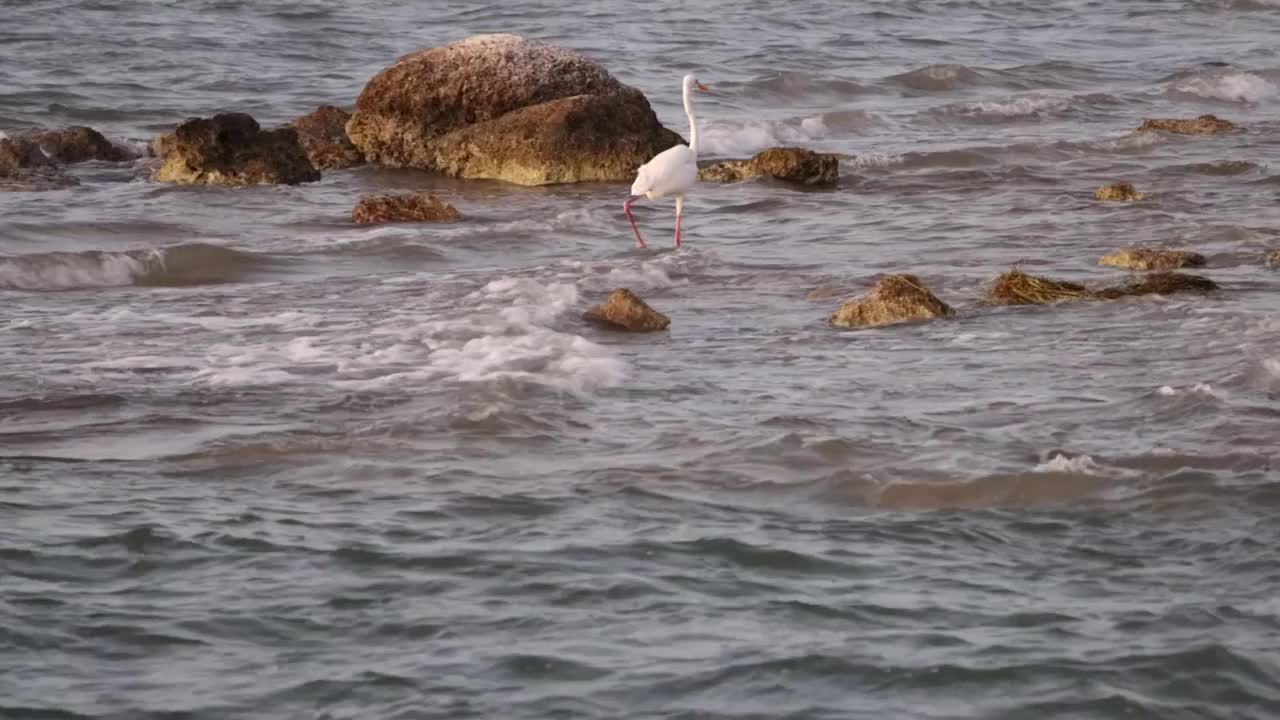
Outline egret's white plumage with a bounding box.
[624,73,710,248]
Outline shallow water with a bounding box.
[4,1,1280,718]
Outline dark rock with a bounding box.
[351,192,461,224]
[152,113,320,185]
[289,105,364,170]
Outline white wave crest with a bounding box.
[1172,69,1277,103]
[945,96,1071,119]
[0,250,155,290]
[1033,453,1101,474]
[1156,382,1222,398]
[698,117,829,157]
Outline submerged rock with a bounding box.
[985,267,1218,306]
[346,33,683,186]
[584,288,670,332]
[152,113,320,185]
[29,126,134,163]
[1094,181,1146,201]
[698,146,839,186]
[1268,249,1280,268]
[1137,114,1238,135]
[1096,272,1219,298]
[289,105,364,170]
[829,274,952,328]
[0,137,79,191]
[1099,247,1205,271]
[804,284,853,301]
[351,192,461,224]
[984,269,1094,306]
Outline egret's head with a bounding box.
[683,73,712,94]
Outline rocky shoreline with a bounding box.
[2,32,1274,332]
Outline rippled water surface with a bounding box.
[4,1,1280,718]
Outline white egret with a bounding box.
[624,73,712,249]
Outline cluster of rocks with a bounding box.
[6,35,1273,331]
[821,245,1222,331]
[582,238,1235,335]
[5,33,846,205]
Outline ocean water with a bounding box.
[3,1,1280,718]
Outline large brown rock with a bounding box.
[29,126,134,163]
[829,274,952,328]
[1099,247,1205,271]
[1094,182,1145,201]
[289,105,364,170]
[351,193,461,224]
[345,33,683,186]
[584,288,670,332]
[1137,114,1238,135]
[0,137,79,191]
[152,113,320,185]
[699,146,839,186]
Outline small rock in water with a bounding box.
[1267,249,1280,268]
[1094,182,1146,202]
[28,126,134,163]
[699,146,839,186]
[0,137,80,192]
[152,112,320,186]
[829,274,952,328]
[351,192,461,224]
[984,269,1095,306]
[1136,114,1238,135]
[584,289,670,332]
[288,105,364,170]
[1099,247,1206,271]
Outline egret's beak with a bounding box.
[696,81,713,94]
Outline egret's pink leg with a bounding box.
[624,195,646,249]
[674,196,684,248]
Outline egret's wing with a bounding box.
[632,144,697,198]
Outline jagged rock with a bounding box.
[1095,182,1146,201]
[1137,114,1238,135]
[289,105,364,170]
[0,137,79,191]
[583,288,670,332]
[699,146,839,186]
[829,274,952,328]
[984,269,1095,305]
[345,33,683,185]
[351,192,461,224]
[151,113,320,185]
[28,126,134,163]
[1099,247,1205,271]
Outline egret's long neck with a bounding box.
[683,82,699,157]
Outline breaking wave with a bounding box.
[0,243,271,291]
